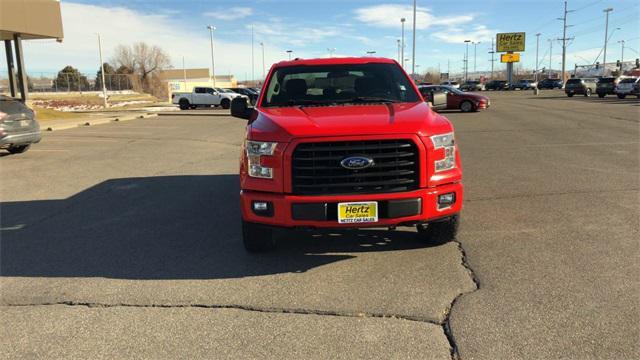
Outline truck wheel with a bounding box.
[460,100,474,113]
[7,144,30,154]
[179,99,190,110]
[242,221,276,253]
[221,99,231,109]
[584,88,592,97]
[416,215,459,245]
[617,94,626,99]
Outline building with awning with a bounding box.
[1,0,64,101]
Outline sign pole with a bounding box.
[506,51,514,85]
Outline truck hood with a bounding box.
[248,102,453,143]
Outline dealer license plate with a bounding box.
[338,202,378,224]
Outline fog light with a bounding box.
[252,201,273,217]
[438,193,456,209]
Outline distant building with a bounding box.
[158,68,237,101]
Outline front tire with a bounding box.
[7,144,30,154]
[460,100,474,113]
[221,98,231,109]
[416,215,459,245]
[242,221,276,253]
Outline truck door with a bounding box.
[205,88,220,105]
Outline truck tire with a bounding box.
[617,94,626,99]
[7,144,30,154]
[179,98,190,110]
[584,88,592,97]
[416,215,459,245]
[460,100,474,113]
[221,98,231,109]
[242,221,276,252]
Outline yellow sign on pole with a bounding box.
[501,53,521,63]
[496,32,526,52]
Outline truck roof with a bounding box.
[273,57,397,68]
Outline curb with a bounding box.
[45,113,158,131]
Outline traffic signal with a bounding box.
[595,62,600,69]
[616,60,621,67]
[636,58,639,68]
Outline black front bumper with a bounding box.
[292,198,422,221]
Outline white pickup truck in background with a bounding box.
[172,87,247,110]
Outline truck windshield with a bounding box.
[261,63,420,107]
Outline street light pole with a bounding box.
[97,33,107,108]
[535,33,541,81]
[411,0,417,76]
[602,8,613,76]
[548,38,553,76]
[207,25,216,87]
[618,40,625,68]
[286,50,293,60]
[260,42,265,80]
[401,18,406,68]
[397,39,401,63]
[464,40,471,81]
[251,25,254,82]
[472,41,480,73]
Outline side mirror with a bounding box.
[231,97,255,120]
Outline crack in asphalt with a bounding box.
[441,239,480,360]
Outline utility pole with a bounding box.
[401,18,406,69]
[207,25,216,87]
[558,1,574,85]
[260,42,266,80]
[602,8,613,76]
[411,0,417,76]
[472,41,480,73]
[97,33,107,108]
[464,40,471,81]
[618,40,625,68]
[447,59,450,80]
[535,33,541,81]
[251,25,254,82]
[397,39,401,63]
[489,38,496,79]
[548,38,553,76]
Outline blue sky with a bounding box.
[5,0,640,79]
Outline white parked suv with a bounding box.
[614,77,640,99]
[172,87,247,110]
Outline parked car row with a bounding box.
[566,77,640,98]
[459,78,561,91]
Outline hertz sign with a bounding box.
[501,53,520,63]
[496,32,526,52]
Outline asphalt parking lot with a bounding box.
[1,91,638,359]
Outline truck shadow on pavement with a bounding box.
[1,175,429,280]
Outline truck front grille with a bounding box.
[291,139,420,195]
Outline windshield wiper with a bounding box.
[340,97,399,104]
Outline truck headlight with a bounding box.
[246,141,277,178]
[430,132,456,172]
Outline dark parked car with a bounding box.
[419,85,490,112]
[485,80,509,91]
[538,78,563,89]
[460,80,485,91]
[510,79,538,90]
[565,78,598,97]
[229,87,259,105]
[0,96,41,154]
[596,77,623,98]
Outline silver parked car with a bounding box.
[0,96,41,154]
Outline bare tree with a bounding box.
[112,42,171,96]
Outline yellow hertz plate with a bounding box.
[338,202,378,224]
[501,53,521,63]
[496,32,526,52]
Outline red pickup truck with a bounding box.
[230,57,463,252]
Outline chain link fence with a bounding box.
[0,71,140,94]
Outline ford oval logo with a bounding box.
[340,156,375,170]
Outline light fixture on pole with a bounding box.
[206,25,216,87]
[286,50,293,60]
[366,50,376,56]
[464,40,471,81]
[602,8,613,76]
[401,18,406,68]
